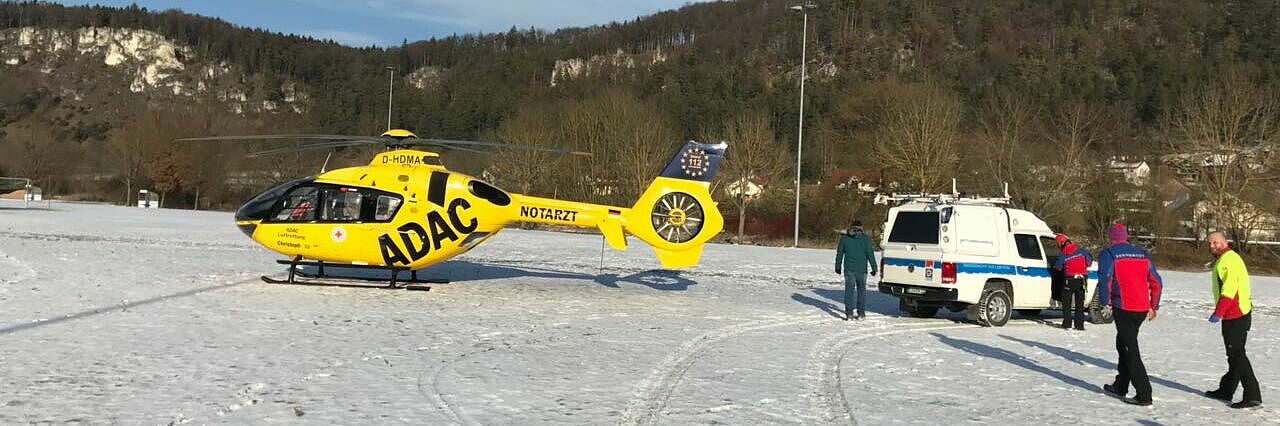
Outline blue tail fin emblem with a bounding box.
[660,141,726,182]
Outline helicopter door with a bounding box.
[319,187,363,222]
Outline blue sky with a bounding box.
[50,0,704,47]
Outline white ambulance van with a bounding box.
[875,189,1111,327]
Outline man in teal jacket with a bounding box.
[836,220,878,320]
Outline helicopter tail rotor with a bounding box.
[620,141,727,269]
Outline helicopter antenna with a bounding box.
[320,150,333,173]
[599,237,606,273]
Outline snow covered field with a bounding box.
[1,201,1277,425]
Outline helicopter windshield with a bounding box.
[264,183,403,224]
[236,177,315,222]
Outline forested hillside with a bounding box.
[1,0,1277,246]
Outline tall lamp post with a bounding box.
[385,66,396,131]
[790,2,815,248]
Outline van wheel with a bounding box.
[1088,291,1114,324]
[976,289,1012,327]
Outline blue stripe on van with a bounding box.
[883,258,927,268]
[883,257,1098,280]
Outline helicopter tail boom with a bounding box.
[509,195,629,252]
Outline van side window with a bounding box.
[1039,236,1061,260]
[1014,234,1043,260]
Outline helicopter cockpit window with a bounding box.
[273,186,319,221]
[267,184,402,223]
[320,188,362,221]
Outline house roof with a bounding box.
[831,168,882,185]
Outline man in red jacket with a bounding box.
[1054,233,1093,330]
[1097,223,1162,407]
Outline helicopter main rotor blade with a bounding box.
[414,138,593,156]
[178,133,591,157]
[427,143,492,155]
[177,134,385,142]
[246,140,382,157]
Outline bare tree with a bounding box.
[1167,68,1280,249]
[0,124,65,192]
[973,89,1040,195]
[972,92,1117,225]
[106,116,152,206]
[494,101,563,196]
[873,81,962,192]
[560,89,677,204]
[715,109,792,241]
[1027,100,1110,221]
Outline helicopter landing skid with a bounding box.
[261,258,445,291]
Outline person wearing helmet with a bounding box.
[1053,233,1093,331]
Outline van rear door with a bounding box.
[881,209,943,288]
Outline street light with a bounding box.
[385,66,396,131]
[790,2,815,248]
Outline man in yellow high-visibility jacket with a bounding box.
[1204,231,1262,409]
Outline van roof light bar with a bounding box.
[873,179,1011,207]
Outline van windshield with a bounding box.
[888,211,940,244]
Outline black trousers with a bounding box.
[1061,277,1086,329]
[1217,313,1262,402]
[1112,309,1152,402]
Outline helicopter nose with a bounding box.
[235,220,259,238]
[235,196,278,222]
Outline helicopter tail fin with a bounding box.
[620,141,727,269]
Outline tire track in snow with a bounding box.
[618,315,830,426]
[807,321,1039,425]
[806,321,972,425]
[419,349,493,426]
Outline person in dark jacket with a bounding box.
[835,220,877,320]
[1204,231,1263,409]
[1097,223,1163,407]
[1053,233,1093,331]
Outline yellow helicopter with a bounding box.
[181,130,727,289]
